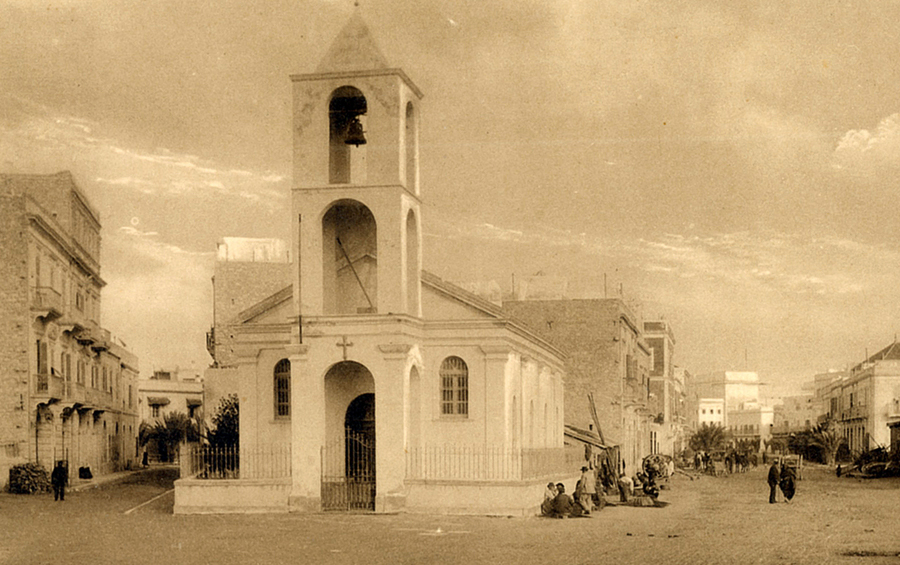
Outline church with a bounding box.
[175,15,571,515]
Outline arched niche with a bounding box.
[405,101,418,195]
[405,208,419,316]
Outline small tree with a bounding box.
[689,423,726,453]
[206,394,239,448]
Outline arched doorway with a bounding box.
[322,362,376,511]
[344,393,375,483]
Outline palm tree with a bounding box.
[139,411,199,463]
[689,423,727,453]
[810,428,845,466]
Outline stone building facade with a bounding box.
[643,320,687,458]
[502,298,652,476]
[817,343,900,453]
[0,172,139,487]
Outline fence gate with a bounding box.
[321,428,375,511]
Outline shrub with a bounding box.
[8,462,51,494]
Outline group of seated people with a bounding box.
[617,469,660,506]
[541,465,607,518]
[542,463,665,517]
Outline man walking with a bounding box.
[51,461,68,502]
[767,459,780,504]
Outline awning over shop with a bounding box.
[147,396,170,406]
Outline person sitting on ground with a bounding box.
[541,482,557,516]
[643,469,660,500]
[551,483,573,518]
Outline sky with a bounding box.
[2,0,900,395]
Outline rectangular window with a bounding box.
[37,340,48,374]
[151,405,160,418]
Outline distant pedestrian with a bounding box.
[779,464,796,502]
[767,460,780,504]
[51,461,67,502]
[617,473,633,503]
[579,466,596,514]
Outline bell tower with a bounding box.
[291,13,423,323]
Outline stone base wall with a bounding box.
[174,477,292,514]
[176,474,582,516]
[405,473,580,517]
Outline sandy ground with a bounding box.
[1,465,898,564]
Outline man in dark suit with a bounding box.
[767,460,780,504]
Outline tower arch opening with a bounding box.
[322,200,377,315]
[329,86,368,184]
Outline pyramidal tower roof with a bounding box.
[315,13,391,73]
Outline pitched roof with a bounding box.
[315,13,391,73]
[421,270,506,319]
[854,340,900,371]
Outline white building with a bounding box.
[176,15,568,516]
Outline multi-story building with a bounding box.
[139,368,204,423]
[643,320,687,458]
[687,371,774,451]
[503,298,652,475]
[697,398,725,427]
[0,172,139,487]
[817,343,900,453]
[773,393,817,434]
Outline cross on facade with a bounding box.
[337,335,354,360]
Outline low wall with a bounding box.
[405,473,580,517]
[174,477,291,514]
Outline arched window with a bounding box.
[440,356,468,417]
[274,359,291,419]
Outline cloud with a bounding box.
[1,93,289,204]
[834,113,900,172]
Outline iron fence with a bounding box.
[406,445,580,481]
[183,445,290,480]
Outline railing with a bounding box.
[406,445,578,481]
[182,445,291,480]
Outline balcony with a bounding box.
[31,287,63,320]
[34,372,64,403]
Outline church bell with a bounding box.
[344,116,367,146]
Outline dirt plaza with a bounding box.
[1,466,898,565]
